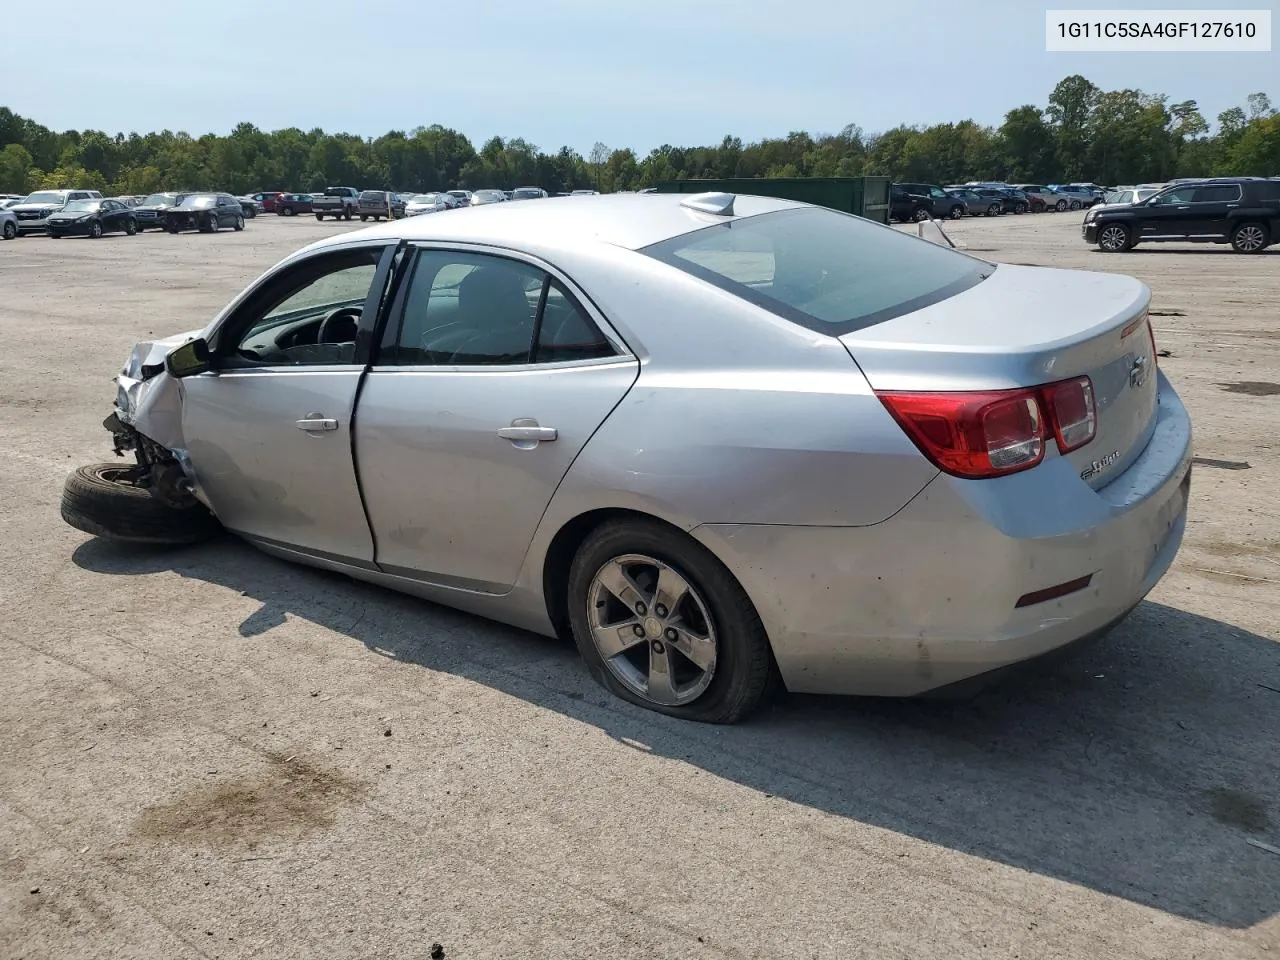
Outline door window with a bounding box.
[218,248,384,368]
[1152,187,1197,204]
[535,282,615,363]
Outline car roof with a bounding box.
[301,192,804,255]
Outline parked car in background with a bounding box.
[313,186,360,221]
[0,192,22,203]
[571,189,600,196]
[237,196,264,218]
[10,188,103,234]
[275,193,315,216]
[404,193,451,216]
[1,197,22,209]
[968,187,1016,215]
[117,195,146,207]
[446,189,472,207]
[1010,185,1057,212]
[503,190,514,200]
[511,186,548,200]
[357,190,406,221]
[889,184,934,222]
[248,191,284,212]
[1101,186,1162,206]
[469,189,507,206]
[896,183,960,219]
[0,204,16,240]
[47,198,137,238]
[1083,177,1280,253]
[66,192,1191,724]
[945,188,1001,218]
[163,193,246,233]
[133,192,190,231]
[1050,185,1102,210]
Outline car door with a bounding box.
[1184,183,1240,237]
[354,246,640,592]
[1136,186,1198,237]
[180,243,397,563]
[98,199,118,231]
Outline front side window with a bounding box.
[929,187,947,199]
[644,208,991,336]
[1154,187,1197,204]
[221,249,384,367]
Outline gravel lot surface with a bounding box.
[1,211,1277,959]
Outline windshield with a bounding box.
[141,193,178,206]
[63,200,101,212]
[181,195,217,208]
[23,191,66,205]
[644,208,991,336]
[413,194,441,203]
[360,191,384,200]
[513,188,542,198]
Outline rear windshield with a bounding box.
[360,191,384,200]
[643,208,991,336]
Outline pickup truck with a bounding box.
[312,187,359,221]
[357,190,407,221]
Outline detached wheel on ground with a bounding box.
[1231,222,1269,253]
[1097,222,1132,252]
[60,463,221,545]
[567,518,776,724]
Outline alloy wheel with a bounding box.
[1099,224,1129,251]
[1233,224,1266,252]
[586,554,717,707]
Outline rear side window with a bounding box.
[644,208,990,336]
[1194,185,1241,202]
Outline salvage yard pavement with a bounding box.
[1,214,1278,959]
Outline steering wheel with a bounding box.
[316,306,362,345]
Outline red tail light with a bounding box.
[878,375,1096,480]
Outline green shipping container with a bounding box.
[655,176,890,224]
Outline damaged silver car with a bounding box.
[64,193,1191,723]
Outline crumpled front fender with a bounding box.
[115,329,203,452]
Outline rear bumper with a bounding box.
[694,371,1193,696]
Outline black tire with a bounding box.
[124,218,137,236]
[948,205,964,220]
[986,204,1000,217]
[1097,222,1132,253]
[233,215,245,231]
[911,207,930,222]
[282,206,296,216]
[244,207,256,218]
[1056,199,1068,212]
[1015,201,1028,214]
[88,220,103,239]
[343,209,353,221]
[567,518,776,724]
[315,212,324,220]
[60,463,220,546]
[1230,221,1269,254]
[2,220,15,240]
[360,214,368,221]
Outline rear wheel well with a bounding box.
[542,509,698,641]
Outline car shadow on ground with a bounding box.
[73,534,1280,929]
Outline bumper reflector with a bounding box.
[1015,574,1094,609]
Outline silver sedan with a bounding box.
[64,193,1192,723]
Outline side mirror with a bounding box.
[165,338,211,378]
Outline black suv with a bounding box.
[1083,177,1280,253]
[889,185,934,222]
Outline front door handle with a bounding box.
[296,417,338,432]
[498,420,558,442]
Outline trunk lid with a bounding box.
[839,264,1157,488]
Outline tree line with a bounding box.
[1,75,1276,199]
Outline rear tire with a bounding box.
[61,463,221,546]
[1230,221,1269,253]
[360,214,368,221]
[2,221,15,240]
[233,215,244,231]
[1056,199,1068,212]
[124,219,137,235]
[343,209,353,221]
[315,213,324,221]
[567,518,776,724]
[911,207,930,222]
[986,204,1000,217]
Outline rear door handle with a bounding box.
[296,417,338,432]
[498,421,558,442]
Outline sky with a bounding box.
[1,0,1275,153]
